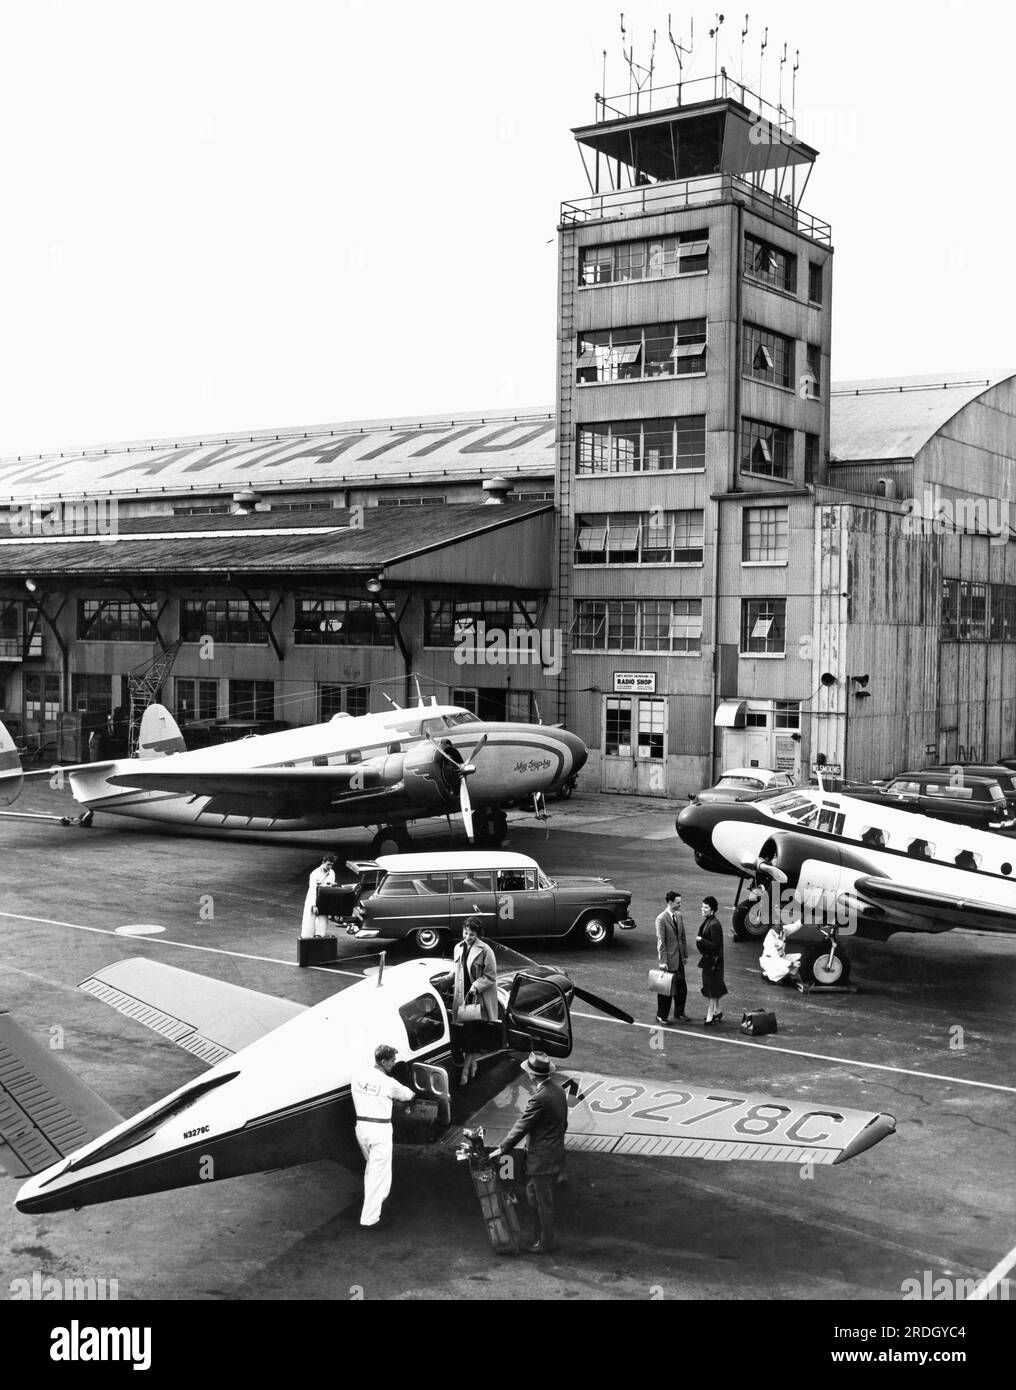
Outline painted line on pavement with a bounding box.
[0,910,365,979]
[570,1010,1016,1095]
[965,1240,1016,1300]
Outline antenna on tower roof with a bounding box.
[778,41,788,118]
[667,13,694,105]
[739,14,749,86]
[759,25,768,103]
[792,49,800,121]
[709,12,725,98]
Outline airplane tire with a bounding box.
[413,927,448,954]
[801,945,851,986]
[731,903,752,941]
[578,914,614,948]
[372,826,412,857]
[737,900,770,941]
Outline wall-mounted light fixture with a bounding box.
[365,574,383,595]
[24,578,37,593]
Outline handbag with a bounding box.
[458,1002,483,1023]
[648,968,676,994]
[741,1009,778,1037]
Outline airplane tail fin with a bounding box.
[0,718,25,805]
[0,1012,123,1179]
[137,704,187,759]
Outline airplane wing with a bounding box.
[104,765,400,817]
[0,1012,124,1177]
[452,1069,894,1166]
[78,958,306,1065]
[853,875,1016,932]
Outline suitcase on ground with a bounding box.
[457,1130,522,1255]
[297,935,338,967]
[741,1009,778,1036]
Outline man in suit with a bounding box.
[654,889,689,1024]
[491,1052,567,1255]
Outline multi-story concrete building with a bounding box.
[555,77,832,796]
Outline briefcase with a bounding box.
[648,968,677,994]
[297,935,338,967]
[740,1009,778,1036]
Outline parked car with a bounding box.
[317,850,636,953]
[922,764,1016,819]
[691,768,797,804]
[847,769,1015,832]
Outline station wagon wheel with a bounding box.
[579,914,614,948]
[801,945,851,986]
[413,927,447,955]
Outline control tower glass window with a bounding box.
[577,321,706,384]
[741,420,793,479]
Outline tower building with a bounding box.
[557,71,833,794]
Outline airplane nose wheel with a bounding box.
[372,825,412,856]
[801,943,851,986]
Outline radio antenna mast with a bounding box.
[791,49,800,121]
[739,14,749,86]
[778,41,788,118]
[667,13,693,105]
[709,12,725,97]
[759,25,768,101]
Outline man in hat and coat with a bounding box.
[491,1051,567,1254]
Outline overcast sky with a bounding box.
[0,0,1012,457]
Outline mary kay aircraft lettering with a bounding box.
[0,701,586,853]
[678,786,1016,984]
[0,952,894,1218]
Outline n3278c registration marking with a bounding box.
[561,1077,843,1142]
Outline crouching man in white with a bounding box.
[352,1043,416,1229]
[760,921,802,984]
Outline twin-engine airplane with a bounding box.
[2,950,894,1219]
[0,701,586,853]
[677,786,1016,984]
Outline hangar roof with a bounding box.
[0,409,556,504]
[0,502,553,586]
[830,373,1013,463]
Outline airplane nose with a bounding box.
[676,801,710,850]
[561,730,588,775]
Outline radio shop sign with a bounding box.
[613,672,657,694]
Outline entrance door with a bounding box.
[23,672,61,757]
[602,695,668,796]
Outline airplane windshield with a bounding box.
[770,794,820,828]
[445,712,480,727]
[769,793,811,816]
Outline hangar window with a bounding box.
[78,597,157,643]
[579,230,709,286]
[577,416,706,474]
[228,680,275,722]
[424,596,539,647]
[319,683,369,719]
[576,320,706,384]
[741,598,787,656]
[741,421,793,480]
[743,323,794,388]
[295,598,393,648]
[182,597,269,645]
[176,678,219,724]
[808,262,824,305]
[71,673,112,717]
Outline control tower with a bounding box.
[558,69,833,795]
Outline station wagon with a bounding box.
[317,850,636,952]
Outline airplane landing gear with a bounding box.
[800,940,852,986]
[472,810,508,847]
[372,825,412,856]
[731,898,769,942]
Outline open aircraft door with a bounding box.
[504,973,573,1058]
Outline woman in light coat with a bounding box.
[452,917,498,1084]
[300,854,337,939]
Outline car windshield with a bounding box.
[717,775,764,789]
[538,870,555,889]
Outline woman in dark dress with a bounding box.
[696,895,727,1026]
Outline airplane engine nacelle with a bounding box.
[748,832,887,940]
[401,742,462,810]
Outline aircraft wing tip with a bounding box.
[834,1112,897,1164]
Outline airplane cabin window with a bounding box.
[954,850,980,870]
[907,839,934,859]
[860,827,886,848]
[399,993,447,1051]
[1002,862,1012,875]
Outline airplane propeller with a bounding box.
[487,940,635,1025]
[428,732,488,842]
